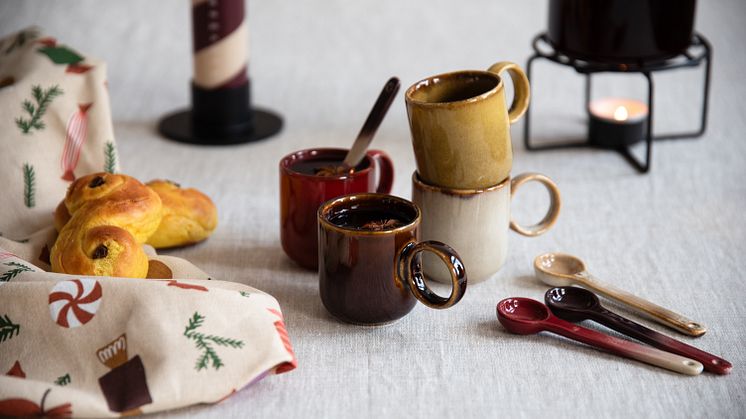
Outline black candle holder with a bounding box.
[523,32,712,173]
[159,81,282,146]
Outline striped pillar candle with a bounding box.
[158,0,282,144]
[192,0,248,90]
[189,0,253,133]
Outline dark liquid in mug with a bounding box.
[291,158,370,176]
[328,208,410,231]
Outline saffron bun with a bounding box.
[145,180,218,249]
[50,173,162,278]
[53,200,71,233]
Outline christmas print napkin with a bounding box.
[0,27,118,239]
[0,28,297,417]
[0,250,297,417]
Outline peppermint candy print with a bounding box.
[48,278,102,328]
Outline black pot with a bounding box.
[547,0,696,64]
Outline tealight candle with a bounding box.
[588,98,649,148]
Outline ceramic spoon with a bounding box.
[341,77,401,171]
[496,297,703,375]
[533,252,707,337]
[544,287,731,374]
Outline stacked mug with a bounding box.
[405,62,562,283]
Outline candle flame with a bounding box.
[613,106,629,121]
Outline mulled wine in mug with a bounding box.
[280,148,394,270]
[405,61,530,189]
[318,193,467,325]
[412,172,561,283]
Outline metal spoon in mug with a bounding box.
[533,252,707,337]
[497,297,703,375]
[340,77,400,173]
[545,287,731,374]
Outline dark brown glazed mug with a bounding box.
[318,193,467,325]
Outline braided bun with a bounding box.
[146,180,218,249]
[54,199,71,233]
[50,173,162,278]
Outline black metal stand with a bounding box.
[524,33,712,173]
[159,80,283,146]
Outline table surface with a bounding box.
[2,1,745,418]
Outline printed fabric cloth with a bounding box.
[0,27,118,238]
[0,29,297,417]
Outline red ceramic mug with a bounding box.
[280,148,394,270]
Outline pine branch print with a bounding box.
[183,311,244,371]
[3,28,39,54]
[1,262,34,282]
[54,373,71,386]
[184,312,205,335]
[195,350,210,371]
[205,335,245,348]
[204,345,224,370]
[0,314,20,343]
[23,163,35,208]
[15,84,63,134]
[104,141,117,173]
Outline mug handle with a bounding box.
[397,240,467,309]
[487,61,531,124]
[509,172,561,237]
[366,149,394,194]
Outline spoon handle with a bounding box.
[543,315,703,375]
[343,77,401,168]
[576,273,707,337]
[591,307,731,374]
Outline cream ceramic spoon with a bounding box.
[533,253,707,337]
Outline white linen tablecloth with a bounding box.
[1,1,744,417]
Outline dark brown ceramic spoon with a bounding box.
[545,287,732,375]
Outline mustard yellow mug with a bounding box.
[405,62,530,190]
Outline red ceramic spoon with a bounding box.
[497,297,703,375]
[544,287,732,374]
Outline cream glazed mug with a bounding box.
[412,172,561,283]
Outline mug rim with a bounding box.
[279,147,375,180]
[318,193,421,236]
[405,70,504,108]
[412,171,510,195]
